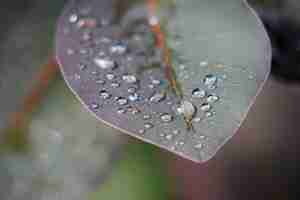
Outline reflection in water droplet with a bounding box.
[116,97,128,106]
[144,123,154,129]
[99,90,111,99]
[206,95,219,103]
[192,88,206,98]
[204,74,218,89]
[129,93,139,102]
[160,114,173,123]
[110,42,127,55]
[69,14,78,23]
[106,73,115,80]
[122,74,137,84]
[194,143,203,149]
[177,101,196,118]
[94,58,116,69]
[200,103,211,112]
[150,92,166,103]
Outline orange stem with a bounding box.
[147,0,182,98]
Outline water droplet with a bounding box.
[106,73,115,80]
[110,42,127,55]
[128,87,137,93]
[204,74,218,89]
[193,117,202,123]
[192,88,206,98]
[173,130,180,135]
[194,143,203,149]
[116,97,128,105]
[69,14,78,23]
[206,94,219,103]
[150,92,166,103]
[94,58,117,69]
[165,134,173,140]
[79,63,87,71]
[117,108,126,114]
[160,114,173,123]
[144,123,154,129]
[99,90,111,99]
[122,74,137,84]
[96,79,106,85]
[127,107,140,115]
[143,115,151,120]
[200,61,208,67]
[139,129,146,134]
[111,82,120,88]
[129,93,139,102]
[177,101,196,118]
[200,103,211,112]
[205,112,213,117]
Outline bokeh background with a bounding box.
[1,0,300,199]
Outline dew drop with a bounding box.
[194,143,203,149]
[143,115,151,120]
[160,114,173,123]
[206,94,219,103]
[177,101,196,119]
[94,58,117,69]
[116,97,128,106]
[204,74,218,89]
[150,92,166,103]
[69,14,78,23]
[122,74,137,84]
[111,82,120,88]
[144,123,154,129]
[106,73,115,80]
[99,90,111,99]
[192,88,206,98]
[110,42,127,55]
[129,93,139,102]
[200,103,211,112]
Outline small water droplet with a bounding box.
[99,90,111,99]
[128,87,137,93]
[143,115,151,120]
[110,42,127,55]
[96,79,106,85]
[194,143,203,149]
[69,14,78,23]
[151,79,161,85]
[204,74,218,89]
[106,73,115,80]
[165,134,173,140]
[116,97,128,105]
[192,88,206,98]
[129,93,139,102]
[111,82,120,88]
[122,74,137,84]
[200,61,208,67]
[144,123,154,129]
[150,92,166,103]
[173,130,180,135]
[193,117,202,123]
[160,113,173,123]
[139,129,146,134]
[94,58,117,69]
[206,94,219,103]
[205,112,213,117]
[200,103,211,112]
[67,48,75,55]
[79,63,87,71]
[117,108,126,114]
[177,101,196,119]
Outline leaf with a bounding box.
[56,0,271,162]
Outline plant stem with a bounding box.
[147,0,183,99]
